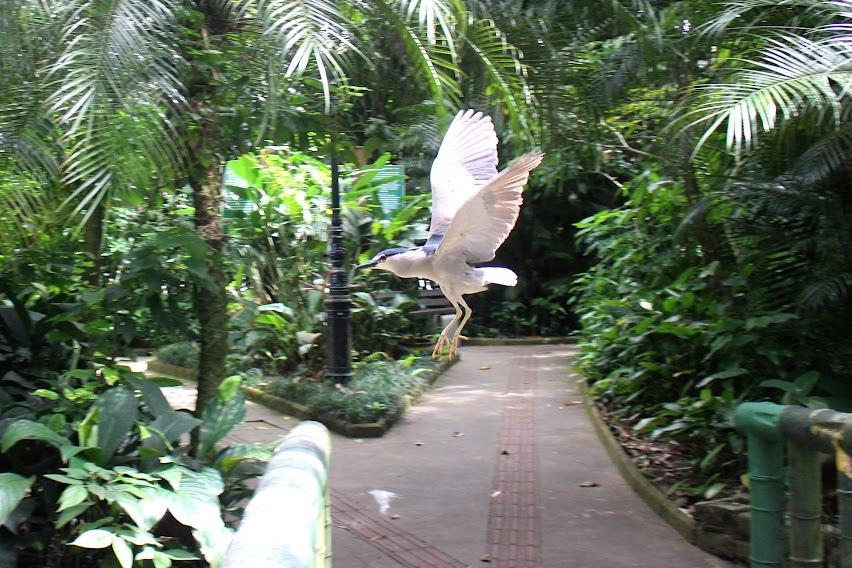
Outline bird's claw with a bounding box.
[432,334,449,359]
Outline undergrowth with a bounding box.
[240,355,441,424]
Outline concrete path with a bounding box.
[151,345,729,568]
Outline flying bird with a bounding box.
[354,110,543,359]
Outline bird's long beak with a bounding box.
[351,259,378,276]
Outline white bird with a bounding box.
[354,110,543,359]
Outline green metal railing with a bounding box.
[736,402,852,568]
[222,421,332,568]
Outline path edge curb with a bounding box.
[146,357,458,438]
[407,337,575,349]
[577,378,698,545]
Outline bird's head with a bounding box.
[352,247,418,276]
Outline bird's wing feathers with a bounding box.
[437,152,543,263]
[429,110,499,237]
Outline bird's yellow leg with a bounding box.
[433,301,463,358]
[449,297,472,359]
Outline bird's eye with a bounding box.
[379,255,387,261]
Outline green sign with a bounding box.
[222,166,254,218]
[372,164,405,217]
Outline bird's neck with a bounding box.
[383,249,432,279]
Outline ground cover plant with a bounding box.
[241,355,442,424]
[0,289,273,568]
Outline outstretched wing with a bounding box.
[428,110,499,239]
[436,152,543,263]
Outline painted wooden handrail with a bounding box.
[223,421,332,568]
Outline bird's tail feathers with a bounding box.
[481,267,517,287]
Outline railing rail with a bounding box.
[223,421,332,568]
[735,402,851,568]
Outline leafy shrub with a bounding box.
[570,177,852,499]
[0,291,272,567]
[154,341,200,369]
[243,355,439,424]
[224,147,432,372]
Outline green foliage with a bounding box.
[0,291,272,567]
[225,147,432,374]
[244,356,439,424]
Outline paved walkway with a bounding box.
[152,345,729,567]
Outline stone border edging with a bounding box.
[464,336,575,346]
[146,358,458,438]
[577,378,698,544]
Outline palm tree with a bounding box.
[0,0,533,417]
[688,0,852,178]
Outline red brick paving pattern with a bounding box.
[331,490,469,568]
[485,358,540,568]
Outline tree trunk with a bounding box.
[189,140,229,418]
[184,8,231,421]
[83,202,104,286]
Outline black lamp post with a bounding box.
[325,148,352,385]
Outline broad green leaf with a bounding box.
[125,375,172,417]
[57,485,88,512]
[144,411,201,451]
[696,368,748,388]
[167,467,230,564]
[132,488,170,531]
[256,303,294,317]
[111,493,146,529]
[70,528,113,548]
[1,420,71,452]
[0,474,34,525]
[158,467,182,491]
[215,443,275,474]
[167,468,224,530]
[111,536,133,568]
[255,313,287,329]
[33,389,59,400]
[153,551,173,568]
[759,379,794,392]
[162,549,199,560]
[197,393,246,458]
[56,502,93,528]
[217,375,242,402]
[96,387,138,461]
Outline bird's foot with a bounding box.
[448,336,461,359]
[432,335,449,359]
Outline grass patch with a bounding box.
[240,355,441,424]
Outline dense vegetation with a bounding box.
[2,0,852,564]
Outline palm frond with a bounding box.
[462,18,532,142]
[688,34,852,156]
[395,0,459,50]
[700,0,847,37]
[372,0,461,127]
[258,0,359,113]
[790,123,852,183]
[40,0,186,220]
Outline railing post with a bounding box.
[839,446,852,568]
[735,402,786,568]
[786,442,823,567]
